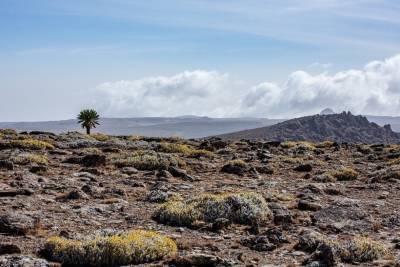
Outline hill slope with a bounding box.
[0,117,283,139]
[216,112,400,143]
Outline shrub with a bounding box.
[0,129,17,136]
[11,153,49,165]
[0,139,54,150]
[158,143,192,154]
[316,141,335,148]
[228,159,246,168]
[281,141,316,151]
[43,230,177,266]
[341,236,389,263]
[82,147,102,154]
[158,143,214,159]
[277,156,304,164]
[91,133,109,142]
[187,149,214,159]
[113,151,185,171]
[153,192,272,228]
[297,232,389,264]
[388,158,400,166]
[330,167,359,181]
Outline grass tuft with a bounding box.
[329,167,359,181]
[11,153,49,165]
[43,230,177,267]
[0,139,55,150]
[154,192,271,228]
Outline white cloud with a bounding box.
[92,54,400,118]
[93,70,244,118]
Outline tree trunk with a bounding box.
[86,127,90,135]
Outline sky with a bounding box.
[1,0,400,121]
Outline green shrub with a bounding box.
[43,230,177,266]
[330,167,359,181]
[11,153,49,165]
[187,149,214,159]
[316,141,335,148]
[227,159,247,168]
[158,143,214,159]
[0,139,54,150]
[281,141,316,150]
[158,143,192,154]
[341,236,389,263]
[91,133,109,142]
[153,192,272,227]
[277,156,304,164]
[0,129,17,136]
[113,151,186,171]
[297,232,389,263]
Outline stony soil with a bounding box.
[0,131,400,266]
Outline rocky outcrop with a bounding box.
[217,112,400,144]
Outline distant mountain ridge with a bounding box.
[1,113,400,140]
[216,112,400,144]
[0,116,283,139]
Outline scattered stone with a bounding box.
[0,189,34,197]
[171,253,229,267]
[294,163,313,172]
[0,255,50,267]
[0,213,38,236]
[168,166,195,181]
[298,200,322,211]
[0,243,22,255]
[0,160,14,170]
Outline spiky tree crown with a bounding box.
[77,109,100,130]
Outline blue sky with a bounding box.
[1,0,400,121]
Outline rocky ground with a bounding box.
[0,129,400,266]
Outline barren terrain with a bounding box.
[0,129,400,266]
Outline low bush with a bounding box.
[341,236,389,263]
[316,141,335,148]
[91,133,109,142]
[43,230,177,266]
[281,141,316,151]
[0,139,55,150]
[330,167,359,181]
[113,151,186,171]
[297,232,389,264]
[11,153,49,165]
[158,143,214,159]
[0,129,17,136]
[153,192,272,228]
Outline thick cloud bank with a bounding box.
[93,54,400,118]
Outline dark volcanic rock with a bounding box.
[0,160,14,170]
[217,112,400,144]
[0,213,38,236]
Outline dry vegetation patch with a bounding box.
[153,192,272,228]
[43,230,177,267]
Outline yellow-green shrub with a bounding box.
[153,192,272,227]
[277,156,304,164]
[43,230,177,266]
[0,139,55,150]
[330,167,359,181]
[91,133,109,142]
[158,143,192,154]
[341,236,389,263]
[11,153,49,165]
[281,141,316,151]
[316,141,335,148]
[227,159,247,168]
[113,151,186,171]
[297,232,389,263]
[0,129,17,136]
[188,149,214,159]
